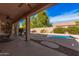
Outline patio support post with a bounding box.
[12,24,15,36]
[14,23,17,36]
[25,16,30,41]
[16,22,19,36]
[13,23,17,36]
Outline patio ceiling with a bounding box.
[0,3,57,23]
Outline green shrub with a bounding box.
[40,29,47,33]
[53,27,66,34]
[67,26,79,34]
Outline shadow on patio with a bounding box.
[0,36,67,56]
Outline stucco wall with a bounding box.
[31,27,56,33]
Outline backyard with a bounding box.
[17,3,79,56]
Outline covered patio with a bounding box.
[0,3,68,56]
[1,3,79,56]
[0,3,56,41]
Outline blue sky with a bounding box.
[19,18,26,27]
[46,3,79,24]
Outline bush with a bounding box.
[53,27,66,34]
[31,30,36,33]
[40,29,47,33]
[50,30,54,33]
[67,26,79,34]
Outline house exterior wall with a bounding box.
[0,15,12,33]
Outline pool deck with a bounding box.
[31,33,79,55]
[0,36,67,56]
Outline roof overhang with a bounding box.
[0,3,58,24]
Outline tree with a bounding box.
[22,20,26,29]
[30,10,52,28]
[30,16,37,28]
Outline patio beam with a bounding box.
[27,4,33,10]
[24,3,57,16]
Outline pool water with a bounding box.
[47,35,79,48]
[47,35,75,39]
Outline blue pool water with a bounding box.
[47,35,75,39]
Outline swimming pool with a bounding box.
[47,35,75,39]
[47,35,79,50]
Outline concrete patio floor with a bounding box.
[0,36,67,56]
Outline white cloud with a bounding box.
[61,9,79,15]
[49,9,79,24]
